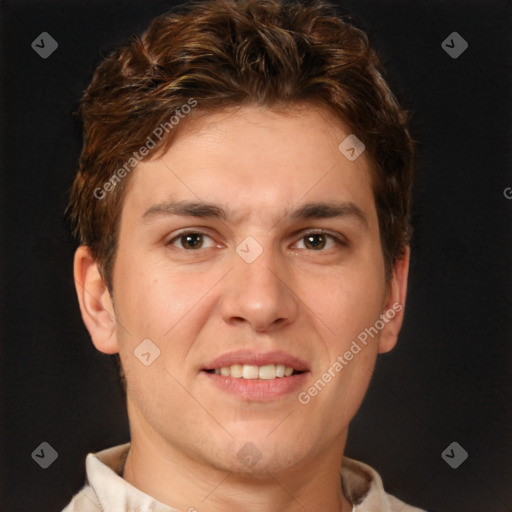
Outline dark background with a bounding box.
[1,0,511,511]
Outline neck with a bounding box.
[122,407,353,512]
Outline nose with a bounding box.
[219,238,299,333]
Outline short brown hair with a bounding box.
[68,0,415,290]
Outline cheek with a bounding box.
[114,252,171,326]
[318,264,386,341]
[112,258,210,373]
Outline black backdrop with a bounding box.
[1,1,511,511]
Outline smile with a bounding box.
[207,364,300,379]
[202,350,310,400]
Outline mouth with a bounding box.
[204,364,305,380]
[201,350,309,400]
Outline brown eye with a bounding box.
[168,231,215,250]
[303,233,328,250]
[294,230,344,251]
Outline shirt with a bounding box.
[61,443,427,512]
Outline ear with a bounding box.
[377,246,410,354]
[73,245,119,354]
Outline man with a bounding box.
[63,0,425,510]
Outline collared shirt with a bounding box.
[61,443,427,512]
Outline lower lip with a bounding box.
[202,371,309,400]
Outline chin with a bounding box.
[225,432,312,475]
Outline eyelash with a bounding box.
[166,229,347,252]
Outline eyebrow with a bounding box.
[142,199,368,228]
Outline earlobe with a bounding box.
[73,246,119,355]
[378,246,410,354]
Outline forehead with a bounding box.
[120,104,376,227]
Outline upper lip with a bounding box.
[203,350,309,371]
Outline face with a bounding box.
[77,104,408,477]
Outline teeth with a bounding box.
[259,364,276,380]
[213,364,297,379]
[242,365,259,379]
[230,364,243,378]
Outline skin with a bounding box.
[74,104,409,512]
